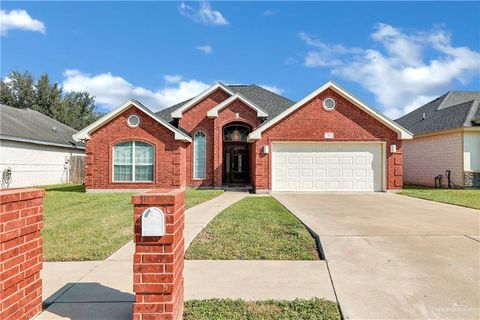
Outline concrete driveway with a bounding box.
[272,192,480,320]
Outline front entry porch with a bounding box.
[222,123,251,185]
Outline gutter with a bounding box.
[0,135,86,150]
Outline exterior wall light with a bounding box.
[263,145,269,154]
[390,144,397,154]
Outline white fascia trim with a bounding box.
[171,81,235,119]
[206,93,268,118]
[72,99,192,143]
[248,81,413,141]
[0,135,85,149]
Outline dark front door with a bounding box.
[224,144,249,183]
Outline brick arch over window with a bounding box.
[212,101,263,187]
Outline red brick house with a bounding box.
[73,81,412,192]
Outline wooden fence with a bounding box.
[69,155,85,184]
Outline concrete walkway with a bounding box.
[38,191,336,319]
[272,192,480,320]
[183,190,248,250]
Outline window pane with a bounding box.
[114,165,133,181]
[135,165,153,181]
[194,132,206,179]
[114,142,133,165]
[135,142,153,165]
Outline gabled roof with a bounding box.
[395,91,480,135]
[206,93,268,118]
[0,104,84,149]
[156,84,295,123]
[73,99,192,142]
[248,81,413,141]
[170,82,235,119]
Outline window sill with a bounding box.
[111,181,155,184]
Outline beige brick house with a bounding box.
[396,92,480,188]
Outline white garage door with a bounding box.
[272,143,383,191]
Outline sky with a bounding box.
[1,1,479,118]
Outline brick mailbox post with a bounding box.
[0,188,45,320]
[132,189,185,320]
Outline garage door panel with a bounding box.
[287,156,300,165]
[315,169,326,178]
[272,143,382,192]
[302,169,314,177]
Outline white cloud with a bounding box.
[179,1,228,26]
[264,10,276,16]
[299,32,361,67]
[63,70,210,111]
[0,9,45,36]
[284,57,297,65]
[196,45,213,54]
[164,74,183,84]
[258,84,284,95]
[299,24,480,118]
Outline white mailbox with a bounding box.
[141,207,165,237]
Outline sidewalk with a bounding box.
[37,191,336,319]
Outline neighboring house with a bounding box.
[396,92,480,188]
[73,81,412,193]
[0,105,85,188]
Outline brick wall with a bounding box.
[212,100,262,187]
[252,88,403,191]
[1,188,44,320]
[179,88,230,187]
[403,132,463,187]
[86,105,188,190]
[132,189,185,320]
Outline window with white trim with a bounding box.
[194,132,206,179]
[113,141,154,182]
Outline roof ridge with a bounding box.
[464,100,480,126]
[436,91,453,110]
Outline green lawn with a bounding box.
[400,185,480,210]
[184,298,340,320]
[186,196,319,260]
[40,184,223,261]
[185,188,224,209]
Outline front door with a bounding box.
[224,144,249,183]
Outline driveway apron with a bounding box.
[272,192,480,320]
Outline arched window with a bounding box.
[113,141,154,182]
[194,132,206,179]
[223,124,250,142]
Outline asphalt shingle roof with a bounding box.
[0,104,84,149]
[395,92,480,135]
[155,84,295,124]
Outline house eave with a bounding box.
[247,80,413,141]
[73,99,192,143]
[0,135,85,150]
[171,82,235,119]
[206,93,268,118]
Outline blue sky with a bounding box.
[1,1,479,118]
